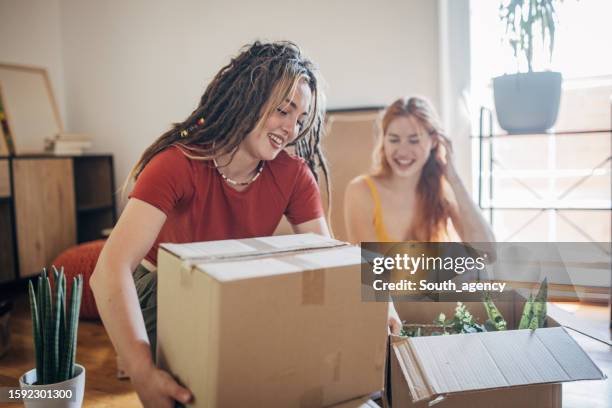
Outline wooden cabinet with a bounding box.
[0,155,116,282]
[0,160,9,198]
[12,159,76,278]
[0,158,15,283]
[73,156,116,243]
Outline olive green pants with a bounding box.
[133,264,158,358]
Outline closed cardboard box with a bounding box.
[157,234,388,407]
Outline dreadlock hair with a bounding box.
[124,41,330,212]
[372,96,451,242]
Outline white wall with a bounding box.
[57,0,441,206]
[438,0,472,191]
[0,0,446,209]
[0,0,66,120]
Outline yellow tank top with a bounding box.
[362,176,454,300]
[363,175,395,242]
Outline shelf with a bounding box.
[487,169,611,178]
[477,103,612,241]
[0,201,16,283]
[482,199,611,210]
[9,153,113,159]
[480,206,610,211]
[77,210,114,243]
[73,156,115,210]
[472,129,611,139]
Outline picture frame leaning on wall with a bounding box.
[0,63,63,155]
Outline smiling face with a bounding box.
[383,115,434,178]
[242,79,312,161]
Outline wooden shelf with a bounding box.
[0,201,16,283]
[77,210,114,242]
[73,156,115,209]
[0,154,116,283]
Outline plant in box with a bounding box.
[19,267,85,408]
[493,0,568,133]
[401,279,548,336]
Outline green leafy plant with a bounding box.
[400,325,422,338]
[27,266,83,384]
[499,0,565,72]
[444,302,487,334]
[400,303,487,337]
[401,279,549,337]
[518,278,548,330]
[483,278,549,331]
[483,293,508,331]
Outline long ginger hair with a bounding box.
[372,97,451,241]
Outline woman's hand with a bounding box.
[388,302,402,335]
[130,363,192,408]
[388,315,402,335]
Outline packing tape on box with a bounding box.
[282,257,326,305]
[179,261,195,287]
[248,238,285,252]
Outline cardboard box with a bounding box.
[157,234,388,407]
[388,295,606,407]
[328,396,381,408]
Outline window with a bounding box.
[469,0,612,243]
[470,0,612,85]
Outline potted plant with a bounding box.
[19,267,85,408]
[493,0,565,133]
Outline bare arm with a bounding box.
[437,137,495,244]
[445,176,497,269]
[446,171,495,244]
[90,198,191,406]
[344,177,401,334]
[344,177,378,245]
[437,138,496,262]
[291,216,331,237]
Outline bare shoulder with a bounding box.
[345,175,374,211]
[346,175,370,195]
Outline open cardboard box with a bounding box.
[386,293,606,407]
[328,395,381,408]
[156,234,388,407]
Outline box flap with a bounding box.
[327,396,381,407]
[394,327,605,403]
[197,246,363,282]
[160,233,345,261]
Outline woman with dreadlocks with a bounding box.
[91,41,331,407]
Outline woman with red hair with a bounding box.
[344,97,495,331]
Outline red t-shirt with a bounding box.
[128,145,324,265]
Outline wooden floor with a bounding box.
[0,292,140,407]
[1,292,611,407]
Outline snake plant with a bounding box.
[27,266,83,384]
